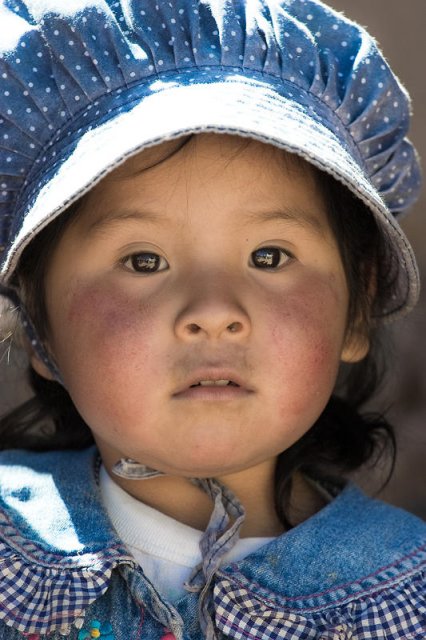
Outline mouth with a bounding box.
[173,371,253,399]
[189,379,240,388]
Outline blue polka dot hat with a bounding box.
[0,0,422,321]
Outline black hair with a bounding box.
[0,140,397,529]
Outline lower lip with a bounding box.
[174,386,252,400]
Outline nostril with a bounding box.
[181,320,246,337]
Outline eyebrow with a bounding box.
[85,205,327,237]
[85,209,165,235]
[243,206,327,237]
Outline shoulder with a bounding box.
[286,482,426,570]
[312,483,426,559]
[0,445,131,554]
[243,484,426,589]
[0,445,97,491]
[0,444,97,474]
[215,486,426,639]
[0,446,102,546]
[0,447,133,638]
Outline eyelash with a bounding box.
[121,247,293,274]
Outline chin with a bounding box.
[163,452,271,480]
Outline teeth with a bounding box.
[189,379,240,388]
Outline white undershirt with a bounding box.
[99,466,275,603]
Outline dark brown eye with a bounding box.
[123,252,168,273]
[251,247,293,269]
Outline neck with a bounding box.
[101,454,326,537]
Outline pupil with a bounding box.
[253,248,280,268]
[131,253,159,271]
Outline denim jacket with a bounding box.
[0,447,425,640]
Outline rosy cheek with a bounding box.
[52,281,160,391]
[265,279,347,415]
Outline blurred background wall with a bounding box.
[328,0,426,518]
[0,0,424,518]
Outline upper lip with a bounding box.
[172,369,253,395]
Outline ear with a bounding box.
[341,328,370,364]
[30,349,56,381]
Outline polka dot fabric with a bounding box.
[0,0,422,319]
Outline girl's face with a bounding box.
[34,134,366,479]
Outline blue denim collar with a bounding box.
[217,485,426,605]
[0,446,425,637]
[0,447,135,635]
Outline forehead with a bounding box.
[106,133,316,184]
[72,133,329,234]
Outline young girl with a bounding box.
[0,1,424,639]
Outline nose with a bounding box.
[174,278,251,341]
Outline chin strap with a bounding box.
[112,457,165,479]
[112,457,246,640]
[0,283,64,384]
[186,476,245,640]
